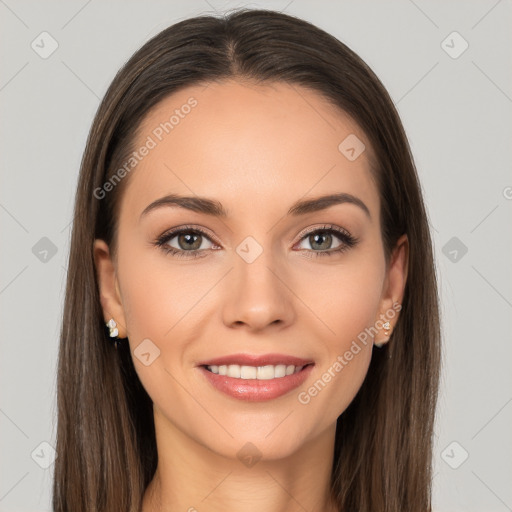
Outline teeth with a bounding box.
[206,364,304,379]
[241,365,257,379]
[227,364,240,378]
[285,364,295,376]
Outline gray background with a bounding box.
[1,0,511,510]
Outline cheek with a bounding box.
[116,240,211,406]
[116,237,213,342]
[292,251,384,418]
[295,252,385,344]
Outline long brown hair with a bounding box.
[53,8,441,511]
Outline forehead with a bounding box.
[121,79,379,224]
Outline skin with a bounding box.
[94,80,408,512]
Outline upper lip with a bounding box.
[197,353,314,367]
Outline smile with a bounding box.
[198,362,314,401]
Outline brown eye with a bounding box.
[155,226,218,259]
[306,231,338,251]
[175,232,203,251]
[295,225,359,257]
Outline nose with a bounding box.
[222,245,296,332]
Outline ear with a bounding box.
[93,239,127,338]
[374,233,409,345]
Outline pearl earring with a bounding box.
[106,318,119,338]
[375,321,392,348]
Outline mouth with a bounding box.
[196,355,315,401]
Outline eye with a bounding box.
[294,224,359,257]
[154,225,219,259]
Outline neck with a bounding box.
[142,407,338,512]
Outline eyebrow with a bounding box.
[140,192,371,220]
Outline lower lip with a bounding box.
[198,365,314,402]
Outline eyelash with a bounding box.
[153,224,359,259]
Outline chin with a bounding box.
[196,419,319,464]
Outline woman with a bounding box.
[53,8,441,512]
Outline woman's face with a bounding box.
[94,79,407,460]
